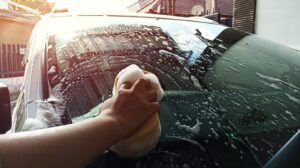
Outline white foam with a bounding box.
[228,66,240,73]
[159,49,186,64]
[256,72,299,90]
[48,66,56,75]
[144,73,164,101]
[175,119,202,135]
[259,80,282,90]
[113,64,144,95]
[21,118,48,131]
[21,97,64,132]
[162,41,169,46]
[190,75,202,89]
[113,64,164,101]
[285,93,300,105]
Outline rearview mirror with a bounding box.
[0,83,11,134]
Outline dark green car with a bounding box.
[4,13,300,167]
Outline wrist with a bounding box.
[96,112,123,144]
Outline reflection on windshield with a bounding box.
[47,20,225,117]
[46,17,300,168]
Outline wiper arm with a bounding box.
[264,130,300,168]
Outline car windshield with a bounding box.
[46,16,300,167]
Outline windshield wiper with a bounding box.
[264,130,300,168]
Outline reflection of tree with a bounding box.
[59,25,194,88]
[57,25,191,69]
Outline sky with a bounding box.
[0,0,8,9]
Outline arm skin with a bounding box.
[0,79,159,168]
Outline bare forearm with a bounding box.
[0,79,159,168]
[0,117,118,168]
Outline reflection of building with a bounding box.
[232,0,255,33]
[49,24,194,117]
[204,0,233,26]
[0,8,38,78]
[161,0,206,16]
[206,0,233,16]
[128,0,233,26]
[127,0,161,13]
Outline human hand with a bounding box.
[99,79,160,142]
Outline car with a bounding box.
[0,83,11,134]
[1,9,300,168]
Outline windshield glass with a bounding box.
[47,16,300,167]
[46,16,226,116]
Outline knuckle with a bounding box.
[127,88,135,95]
[117,89,130,98]
[138,78,146,83]
[117,89,125,95]
[127,89,139,99]
[135,78,146,87]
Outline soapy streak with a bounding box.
[175,120,202,135]
[159,49,186,64]
[256,72,299,90]
[285,93,300,105]
[259,80,281,90]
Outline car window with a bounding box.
[46,16,300,167]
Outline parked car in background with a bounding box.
[0,83,11,134]
[1,9,300,167]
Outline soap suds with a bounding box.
[175,119,202,135]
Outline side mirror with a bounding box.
[0,83,11,134]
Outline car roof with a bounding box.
[46,12,218,25]
[49,0,218,24]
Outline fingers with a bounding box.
[146,91,157,102]
[131,79,158,103]
[148,102,160,113]
[131,79,149,92]
[119,82,132,90]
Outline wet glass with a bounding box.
[46,16,300,167]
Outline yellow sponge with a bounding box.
[110,64,163,157]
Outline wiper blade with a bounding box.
[264,130,300,168]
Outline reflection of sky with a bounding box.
[48,16,226,64]
[158,21,207,64]
[156,20,227,64]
